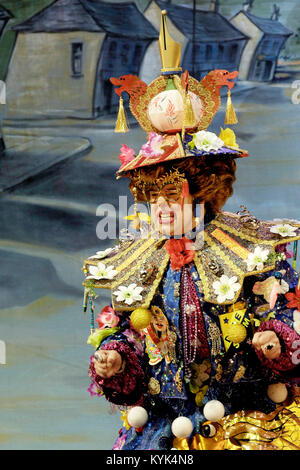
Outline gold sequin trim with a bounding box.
[210,228,250,260]
[205,233,244,277]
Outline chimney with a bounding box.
[243,0,254,12]
[210,0,220,12]
[270,4,280,21]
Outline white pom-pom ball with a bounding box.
[203,400,225,422]
[267,383,288,403]
[171,416,193,438]
[127,406,148,428]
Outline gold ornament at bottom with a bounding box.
[130,308,152,331]
[227,323,247,344]
[148,377,160,395]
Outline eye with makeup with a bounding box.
[149,185,182,203]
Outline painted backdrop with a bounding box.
[0,0,299,450]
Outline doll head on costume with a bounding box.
[129,156,236,236]
[90,341,146,406]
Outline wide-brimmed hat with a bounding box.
[110,9,248,179]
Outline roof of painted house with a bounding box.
[13,0,104,32]
[13,0,158,39]
[153,0,248,42]
[82,0,158,39]
[0,5,12,19]
[233,10,293,36]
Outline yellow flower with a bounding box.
[125,212,151,224]
[195,385,209,407]
[120,411,131,430]
[219,128,239,149]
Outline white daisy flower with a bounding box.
[212,275,241,303]
[113,283,143,305]
[245,247,270,272]
[192,130,224,152]
[270,223,298,238]
[88,247,115,260]
[86,262,118,280]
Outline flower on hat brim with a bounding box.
[141,132,164,157]
[188,130,224,152]
[219,128,239,149]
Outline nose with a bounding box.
[156,196,169,208]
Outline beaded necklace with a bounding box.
[180,264,210,380]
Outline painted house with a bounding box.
[5,0,157,119]
[142,0,248,83]
[82,0,158,113]
[231,8,293,81]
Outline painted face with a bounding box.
[150,182,195,236]
[151,308,168,333]
[94,349,124,379]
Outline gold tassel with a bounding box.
[184,92,195,128]
[115,96,129,133]
[182,92,195,140]
[225,90,238,125]
[128,187,141,231]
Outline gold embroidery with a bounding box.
[205,233,244,277]
[210,228,250,260]
[143,251,170,308]
[233,365,246,383]
[175,368,183,393]
[193,251,211,300]
[212,217,273,245]
[148,377,160,395]
[118,153,145,173]
[115,237,156,273]
[131,75,167,133]
[207,318,223,357]
[215,362,223,381]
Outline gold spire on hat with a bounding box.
[159,10,182,74]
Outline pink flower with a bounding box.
[96,306,119,329]
[119,144,135,166]
[141,132,164,157]
[87,382,101,397]
[275,243,293,259]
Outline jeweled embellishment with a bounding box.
[270,223,298,238]
[245,246,270,272]
[113,283,143,305]
[212,275,241,303]
[148,377,160,395]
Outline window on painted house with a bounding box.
[108,41,117,69]
[205,44,212,60]
[71,42,83,77]
[133,44,143,66]
[121,43,130,66]
[229,43,238,62]
[218,44,224,60]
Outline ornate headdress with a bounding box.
[111,9,248,182]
